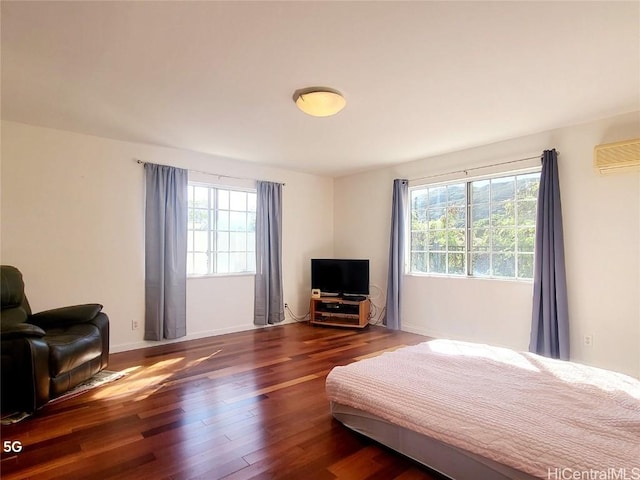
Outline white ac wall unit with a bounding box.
[593,138,640,175]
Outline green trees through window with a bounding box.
[410,171,540,279]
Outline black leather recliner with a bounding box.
[1,265,109,413]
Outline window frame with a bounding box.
[187,182,257,277]
[408,166,541,281]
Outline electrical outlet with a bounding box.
[132,320,139,331]
[583,334,593,347]
[284,303,288,309]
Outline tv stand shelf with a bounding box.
[310,297,370,328]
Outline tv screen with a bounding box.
[311,259,369,297]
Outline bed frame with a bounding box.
[331,402,539,480]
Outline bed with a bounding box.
[325,339,640,480]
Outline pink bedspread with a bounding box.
[325,340,640,479]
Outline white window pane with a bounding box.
[409,188,428,202]
[412,191,429,232]
[218,189,229,210]
[517,227,535,253]
[217,232,229,252]
[518,200,537,226]
[230,191,246,211]
[446,207,466,228]
[492,253,515,277]
[429,253,446,273]
[216,210,229,230]
[491,176,515,202]
[191,208,208,230]
[472,180,490,203]
[412,205,427,227]
[448,229,466,251]
[471,203,490,227]
[247,193,257,212]
[518,254,534,279]
[247,212,256,232]
[491,228,516,252]
[429,230,446,250]
[411,252,427,273]
[187,253,194,275]
[448,253,465,275]
[229,252,246,272]
[471,253,490,276]
[491,201,515,226]
[194,186,209,208]
[447,184,465,206]
[429,186,447,207]
[516,174,540,200]
[193,253,208,275]
[471,228,490,251]
[408,169,538,280]
[428,207,445,225]
[194,231,208,252]
[247,252,256,272]
[412,231,428,251]
[493,228,515,252]
[216,252,229,273]
[188,184,260,276]
[412,190,428,211]
[230,211,246,231]
[229,232,246,251]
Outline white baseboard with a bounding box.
[110,324,258,353]
[402,323,439,339]
[110,318,298,353]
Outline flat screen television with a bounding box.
[311,259,369,297]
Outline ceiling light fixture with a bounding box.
[293,87,346,117]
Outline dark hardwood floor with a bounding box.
[1,323,442,480]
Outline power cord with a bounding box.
[285,303,310,323]
[367,283,386,325]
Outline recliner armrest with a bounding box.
[0,323,46,339]
[29,304,103,328]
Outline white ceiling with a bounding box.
[2,1,639,177]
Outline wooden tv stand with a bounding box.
[309,297,370,328]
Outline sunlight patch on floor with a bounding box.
[91,357,185,401]
[354,345,407,361]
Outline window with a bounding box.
[187,184,256,275]
[410,171,540,280]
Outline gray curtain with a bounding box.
[144,163,188,340]
[529,149,569,359]
[384,179,408,330]
[254,181,284,326]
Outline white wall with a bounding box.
[1,121,334,352]
[3,114,639,377]
[334,111,640,378]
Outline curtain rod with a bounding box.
[134,159,286,186]
[409,153,548,183]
